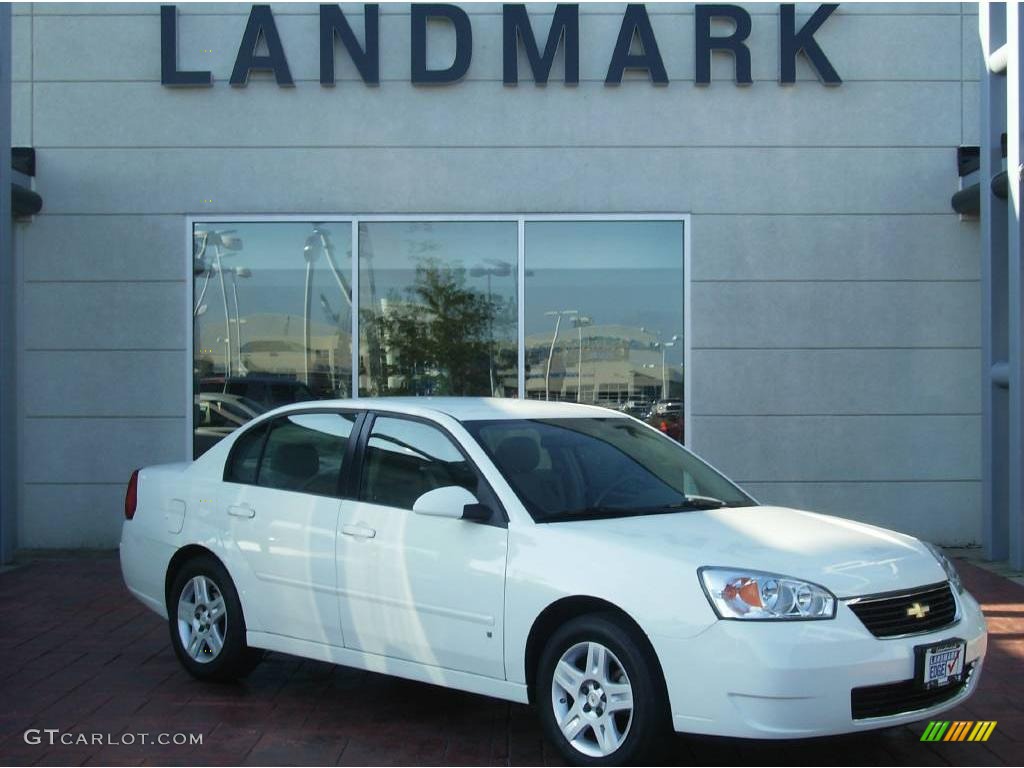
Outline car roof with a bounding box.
[269,396,628,422]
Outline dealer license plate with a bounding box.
[919,639,966,689]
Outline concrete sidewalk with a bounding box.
[0,555,1020,766]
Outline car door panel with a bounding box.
[227,483,343,646]
[336,414,508,679]
[223,410,359,648]
[338,499,507,677]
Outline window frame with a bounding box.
[222,408,365,500]
[351,411,509,527]
[187,214,692,459]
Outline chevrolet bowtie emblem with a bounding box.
[907,602,931,619]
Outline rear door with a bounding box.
[223,410,360,646]
[336,413,508,678]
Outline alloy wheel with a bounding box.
[550,640,634,758]
[176,574,227,664]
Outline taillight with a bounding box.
[124,469,139,520]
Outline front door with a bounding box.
[337,414,508,679]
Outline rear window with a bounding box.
[224,422,268,484]
[257,413,357,496]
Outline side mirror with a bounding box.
[412,486,489,522]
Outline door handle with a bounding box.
[228,503,256,518]
[341,524,376,539]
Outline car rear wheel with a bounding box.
[167,554,262,681]
[537,612,669,765]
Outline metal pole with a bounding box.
[303,258,313,386]
[577,321,583,403]
[214,246,232,382]
[661,345,667,399]
[517,220,526,399]
[193,232,211,315]
[487,273,495,396]
[350,221,360,398]
[545,313,562,401]
[230,270,244,374]
[320,230,352,308]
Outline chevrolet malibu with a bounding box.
[120,398,986,765]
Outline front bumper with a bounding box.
[652,587,987,739]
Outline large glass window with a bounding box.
[193,221,354,455]
[524,221,685,440]
[192,217,686,456]
[357,222,518,397]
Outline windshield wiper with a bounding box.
[668,495,729,510]
[541,496,730,523]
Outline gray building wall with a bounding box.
[10,2,982,548]
[1,3,14,564]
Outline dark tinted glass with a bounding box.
[360,416,476,509]
[257,413,356,495]
[465,418,753,522]
[224,422,268,484]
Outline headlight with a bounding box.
[699,567,836,620]
[924,542,964,594]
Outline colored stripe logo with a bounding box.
[921,721,997,742]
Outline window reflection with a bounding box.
[524,221,685,440]
[192,218,686,456]
[193,222,354,456]
[360,416,475,509]
[357,222,519,397]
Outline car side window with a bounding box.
[255,412,356,496]
[224,422,269,484]
[360,416,476,510]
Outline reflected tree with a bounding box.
[368,258,511,396]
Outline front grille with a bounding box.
[847,581,958,638]
[851,662,975,720]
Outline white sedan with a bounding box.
[120,398,987,765]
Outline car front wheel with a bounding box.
[537,612,669,765]
[167,554,262,681]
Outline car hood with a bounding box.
[550,505,946,598]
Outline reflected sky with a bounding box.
[525,221,683,339]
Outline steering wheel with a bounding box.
[591,473,650,508]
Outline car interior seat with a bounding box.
[269,442,320,491]
[495,435,569,514]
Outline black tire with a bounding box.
[536,612,670,766]
[167,553,263,682]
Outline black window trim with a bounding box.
[222,407,366,501]
[352,410,508,528]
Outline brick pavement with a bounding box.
[0,555,1020,766]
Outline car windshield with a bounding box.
[464,418,755,522]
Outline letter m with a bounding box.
[503,4,579,84]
